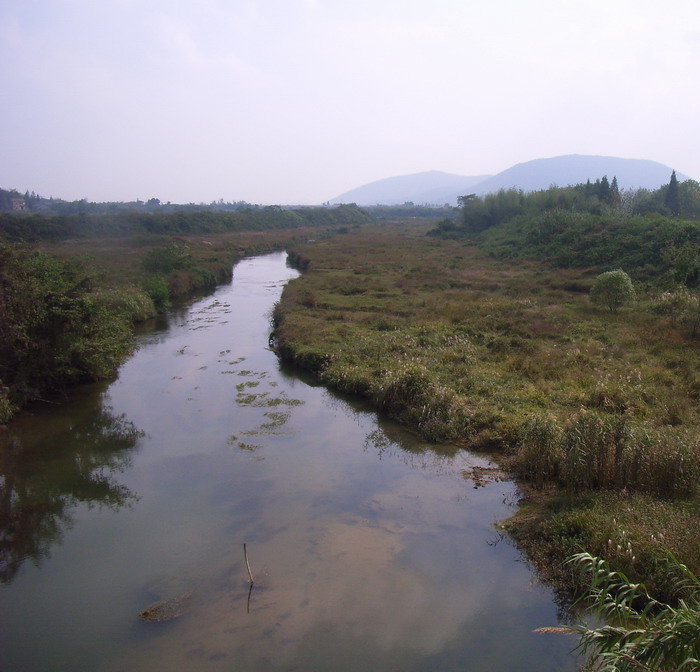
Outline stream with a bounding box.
[0,252,579,671]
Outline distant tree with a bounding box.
[678,179,700,219]
[598,175,611,202]
[609,176,620,206]
[590,269,635,313]
[665,170,681,216]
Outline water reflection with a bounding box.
[0,254,578,672]
[0,393,141,583]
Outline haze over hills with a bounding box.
[330,155,691,206]
[328,171,491,206]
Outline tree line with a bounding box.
[429,173,700,285]
[0,203,372,242]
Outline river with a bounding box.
[0,252,579,671]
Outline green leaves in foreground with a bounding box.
[564,552,700,671]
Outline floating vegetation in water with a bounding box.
[261,411,290,430]
[238,441,262,452]
[236,391,269,405]
[235,390,304,408]
[235,381,260,391]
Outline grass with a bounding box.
[272,223,700,598]
[37,228,321,296]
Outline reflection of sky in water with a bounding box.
[0,253,578,672]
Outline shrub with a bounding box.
[590,269,636,313]
[142,242,193,274]
[141,275,170,311]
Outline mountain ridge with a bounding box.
[330,155,691,206]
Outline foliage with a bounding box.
[142,241,193,274]
[516,414,563,487]
[666,171,681,217]
[654,287,700,337]
[0,203,372,243]
[427,178,700,285]
[513,411,700,499]
[590,270,636,313]
[0,244,139,420]
[140,275,170,311]
[566,552,700,671]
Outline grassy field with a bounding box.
[37,228,321,291]
[273,223,700,600]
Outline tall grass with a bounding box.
[564,552,700,671]
[514,411,700,499]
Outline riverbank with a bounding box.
[272,224,700,600]
[0,251,579,671]
[0,227,332,424]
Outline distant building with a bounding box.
[10,198,26,211]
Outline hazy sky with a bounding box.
[2,0,699,204]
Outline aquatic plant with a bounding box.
[566,552,700,671]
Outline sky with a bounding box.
[2,0,699,205]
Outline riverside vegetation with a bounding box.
[4,179,700,667]
[0,204,371,422]
[273,178,700,668]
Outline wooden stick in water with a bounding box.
[244,543,254,586]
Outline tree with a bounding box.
[665,170,681,216]
[610,176,620,206]
[590,269,635,313]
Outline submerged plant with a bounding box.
[565,552,700,671]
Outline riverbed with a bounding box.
[0,252,578,671]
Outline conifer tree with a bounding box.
[665,170,680,216]
[610,176,620,204]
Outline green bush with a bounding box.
[0,244,137,418]
[590,269,636,313]
[142,242,193,274]
[141,275,170,311]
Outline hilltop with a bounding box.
[330,155,691,206]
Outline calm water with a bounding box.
[0,252,578,671]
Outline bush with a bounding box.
[141,276,170,311]
[590,269,636,313]
[142,242,193,274]
[0,244,137,416]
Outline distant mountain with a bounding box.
[470,155,688,196]
[330,156,690,207]
[329,171,491,206]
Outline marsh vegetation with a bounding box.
[273,221,700,613]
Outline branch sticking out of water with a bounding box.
[244,543,254,586]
